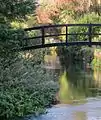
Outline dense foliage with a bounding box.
[0,0,59,119]
[0,25,59,120]
[0,54,58,119]
[36,0,101,24]
[0,0,36,23]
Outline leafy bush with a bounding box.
[0,25,59,119]
[0,61,58,119]
[0,0,36,23]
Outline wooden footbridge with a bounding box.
[18,23,101,51]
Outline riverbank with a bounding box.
[21,97,101,120]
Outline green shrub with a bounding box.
[0,54,58,119]
[0,25,58,119]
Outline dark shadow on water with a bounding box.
[57,62,101,104]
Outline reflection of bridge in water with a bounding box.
[15,23,101,51]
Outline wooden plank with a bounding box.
[14,41,101,51]
[41,27,45,45]
[24,23,101,31]
[88,24,92,47]
[66,26,68,44]
[23,34,66,40]
[44,33,66,37]
[23,33,101,41]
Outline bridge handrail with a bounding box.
[16,23,101,51]
[24,23,101,31]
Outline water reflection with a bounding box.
[58,63,101,104]
[94,69,101,86]
[73,111,87,120]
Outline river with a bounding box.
[21,61,101,120]
[28,98,101,120]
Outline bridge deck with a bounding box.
[16,23,101,51]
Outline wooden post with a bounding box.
[88,23,92,47]
[42,27,45,45]
[66,26,68,45]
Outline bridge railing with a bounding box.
[19,24,101,50]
